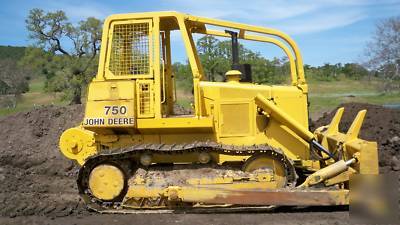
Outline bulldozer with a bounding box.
[59,11,379,212]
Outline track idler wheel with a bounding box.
[243,154,288,188]
[88,164,127,201]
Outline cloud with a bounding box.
[169,0,320,20]
[273,10,366,35]
[37,0,398,34]
[41,0,110,21]
[320,0,399,6]
[62,5,108,20]
[166,0,397,35]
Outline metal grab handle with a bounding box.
[161,59,166,104]
[172,75,177,102]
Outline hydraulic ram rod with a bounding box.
[254,94,335,159]
[255,94,314,141]
[299,158,356,187]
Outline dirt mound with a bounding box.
[312,102,400,173]
[0,105,86,217]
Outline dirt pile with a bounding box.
[312,103,400,173]
[0,105,86,217]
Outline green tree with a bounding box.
[172,61,193,91]
[0,59,29,94]
[197,35,219,81]
[24,8,102,104]
[0,46,26,60]
[195,35,288,84]
[342,63,368,79]
[0,59,30,107]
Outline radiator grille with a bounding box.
[109,22,150,76]
[137,82,153,117]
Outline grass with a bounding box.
[29,78,45,92]
[0,77,67,117]
[175,89,194,109]
[308,78,400,119]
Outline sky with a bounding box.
[0,0,399,66]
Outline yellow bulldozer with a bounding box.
[59,11,379,212]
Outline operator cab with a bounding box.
[88,12,308,132]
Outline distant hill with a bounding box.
[0,45,26,61]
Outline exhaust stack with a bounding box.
[225,30,252,82]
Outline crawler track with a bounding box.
[77,142,297,213]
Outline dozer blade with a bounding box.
[123,186,349,207]
[314,107,379,175]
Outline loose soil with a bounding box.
[0,105,86,218]
[0,103,398,224]
[311,102,400,174]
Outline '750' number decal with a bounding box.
[104,106,127,115]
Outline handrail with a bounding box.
[186,15,306,85]
[203,29,298,85]
[161,59,166,104]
